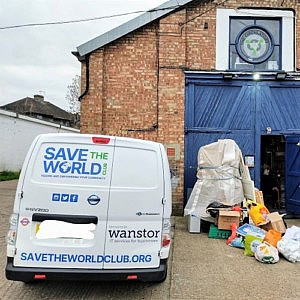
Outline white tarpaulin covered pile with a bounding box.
[184,139,244,221]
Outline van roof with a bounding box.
[36,133,161,147]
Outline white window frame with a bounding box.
[216,8,294,71]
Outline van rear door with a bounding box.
[14,134,115,269]
[103,138,164,269]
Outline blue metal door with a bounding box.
[285,136,300,214]
[185,74,300,210]
[184,78,256,200]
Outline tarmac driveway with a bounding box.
[0,180,299,300]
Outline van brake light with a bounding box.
[92,137,110,144]
[162,234,171,247]
[161,218,172,248]
[6,213,19,246]
[34,274,46,279]
[127,275,138,280]
[6,229,17,245]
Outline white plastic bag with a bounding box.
[283,226,300,241]
[277,239,300,263]
[254,242,279,264]
[277,226,300,263]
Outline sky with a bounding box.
[0,0,166,110]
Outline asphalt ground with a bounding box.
[1,180,299,300]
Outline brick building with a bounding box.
[74,0,300,215]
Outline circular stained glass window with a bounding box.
[235,26,274,64]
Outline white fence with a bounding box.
[0,109,79,171]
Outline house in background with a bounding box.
[74,0,300,215]
[1,94,79,128]
[0,94,80,171]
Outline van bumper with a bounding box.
[6,258,167,283]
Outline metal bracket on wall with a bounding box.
[184,128,232,134]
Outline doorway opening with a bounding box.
[260,135,285,210]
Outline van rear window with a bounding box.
[111,147,159,188]
[31,143,114,186]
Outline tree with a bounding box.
[66,75,81,114]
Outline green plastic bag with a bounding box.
[244,234,263,256]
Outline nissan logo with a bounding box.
[87,195,101,205]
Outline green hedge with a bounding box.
[0,171,20,181]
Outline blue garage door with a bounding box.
[286,136,300,214]
[185,74,300,211]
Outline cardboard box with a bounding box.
[260,212,286,234]
[218,211,241,230]
[255,189,264,205]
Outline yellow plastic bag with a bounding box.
[249,203,270,225]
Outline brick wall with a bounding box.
[80,0,300,215]
[80,49,104,133]
[103,25,158,139]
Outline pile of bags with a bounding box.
[226,205,300,264]
[200,199,300,264]
[185,139,300,264]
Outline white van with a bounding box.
[6,133,172,282]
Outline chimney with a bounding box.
[34,94,44,101]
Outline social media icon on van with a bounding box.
[51,193,78,203]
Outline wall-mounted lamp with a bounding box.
[275,72,287,80]
[297,140,300,147]
[223,73,234,80]
[204,22,208,30]
[253,73,260,81]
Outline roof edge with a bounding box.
[0,108,79,132]
[77,0,193,56]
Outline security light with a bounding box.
[253,73,260,80]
